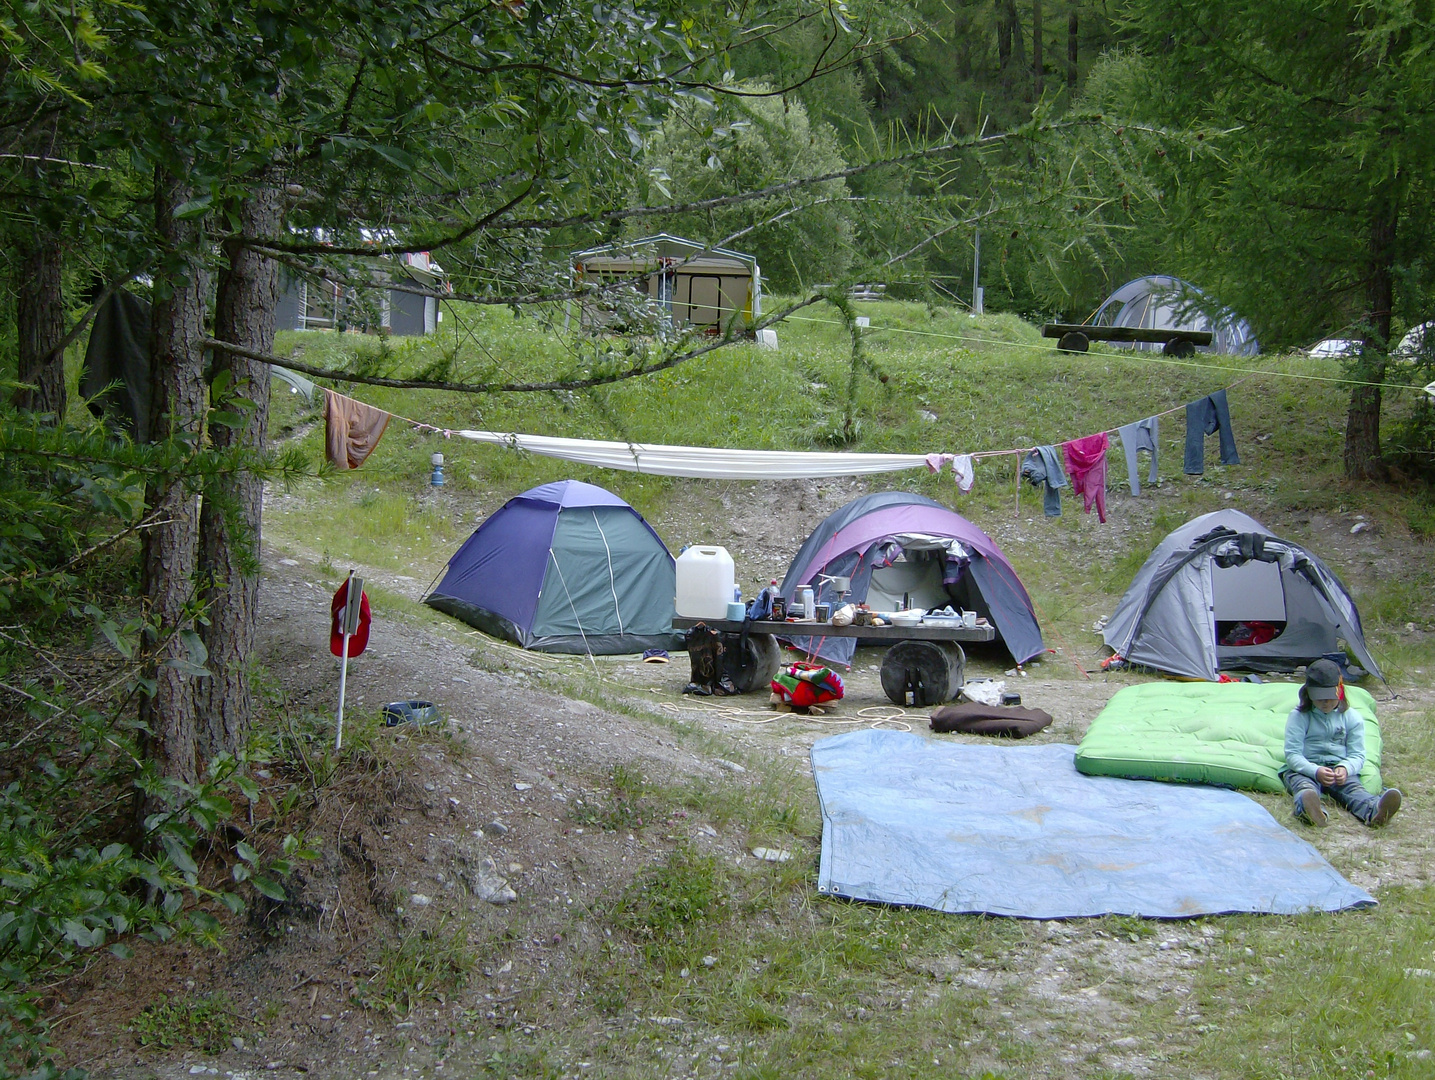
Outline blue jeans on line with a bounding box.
[1184,389,1240,473]
[1283,770,1378,824]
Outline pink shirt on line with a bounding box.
[1062,433,1109,523]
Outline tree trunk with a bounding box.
[1343,197,1397,481]
[1033,0,1044,97]
[953,4,973,81]
[14,236,67,419]
[1008,0,1026,69]
[996,0,1012,72]
[1068,6,1079,93]
[997,0,1024,91]
[198,187,281,757]
[139,168,210,786]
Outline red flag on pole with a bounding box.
[330,578,371,657]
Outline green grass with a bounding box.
[384,723,1434,1078]
[355,913,476,1017]
[1184,890,1435,1078]
[570,763,660,833]
[609,845,728,957]
[129,993,240,1054]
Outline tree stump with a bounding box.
[879,641,966,707]
[1057,331,1090,353]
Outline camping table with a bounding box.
[672,617,997,706]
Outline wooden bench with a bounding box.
[673,616,997,707]
[1041,323,1213,357]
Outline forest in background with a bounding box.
[708,0,1129,318]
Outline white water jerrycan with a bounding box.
[675,546,735,619]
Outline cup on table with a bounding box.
[814,603,831,622]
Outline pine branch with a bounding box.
[241,118,1118,256]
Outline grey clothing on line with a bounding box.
[1118,416,1160,495]
[1020,445,1068,517]
[1282,770,1380,824]
[1184,388,1240,474]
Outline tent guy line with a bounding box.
[781,314,1429,393]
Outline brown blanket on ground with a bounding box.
[929,702,1054,738]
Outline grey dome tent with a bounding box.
[1092,275,1259,356]
[1103,510,1380,681]
[425,480,678,654]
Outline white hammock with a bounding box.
[455,429,936,480]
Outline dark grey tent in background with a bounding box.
[1092,275,1259,356]
[1103,509,1381,681]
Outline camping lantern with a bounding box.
[430,452,445,487]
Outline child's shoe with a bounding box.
[1298,789,1327,826]
[1369,789,1402,827]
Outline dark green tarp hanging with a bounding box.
[81,289,153,441]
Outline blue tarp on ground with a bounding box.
[812,731,1373,918]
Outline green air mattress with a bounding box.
[1075,682,1382,794]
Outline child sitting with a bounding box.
[1283,658,1401,827]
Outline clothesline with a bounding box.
[322,368,1249,531]
[965,373,1257,462]
[322,373,1246,486]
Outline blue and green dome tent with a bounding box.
[425,480,678,654]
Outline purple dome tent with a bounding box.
[778,492,1044,668]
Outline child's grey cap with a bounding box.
[1304,658,1342,696]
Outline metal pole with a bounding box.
[336,637,350,751]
